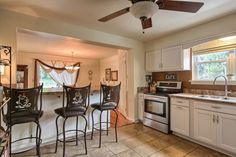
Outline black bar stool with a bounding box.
[54,84,90,157]
[90,83,121,148]
[3,85,43,157]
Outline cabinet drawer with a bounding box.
[171,98,190,107]
[193,100,236,116]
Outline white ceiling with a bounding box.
[1,0,236,41]
[17,29,119,59]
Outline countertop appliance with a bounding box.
[143,81,182,134]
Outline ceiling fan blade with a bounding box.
[157,0,204,13]
[98,7,130,22]
[141,18,152,29]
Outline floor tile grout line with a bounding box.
[183,145,201,157]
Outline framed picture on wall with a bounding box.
[111,70,118,81]
[105,68,111,81]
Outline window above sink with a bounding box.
[191,36,236,85]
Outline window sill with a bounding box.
[190,80,236,85]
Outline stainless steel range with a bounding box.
[143,81,182,134]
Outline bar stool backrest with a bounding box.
[100,83,121,107]
[3,85,43,115]
[63,84,91,112]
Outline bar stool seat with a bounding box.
[54,107,85,118]
[91,102,116,110]
[3,111,43,125]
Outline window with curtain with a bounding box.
[39,66,59,88]
[35,59,80,89]
[192,49,236,82]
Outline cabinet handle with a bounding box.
[213,115,216,123]
[216,115,219,123]
[211,106,221,109]
[176,101,183,103]
[176,106,183,109]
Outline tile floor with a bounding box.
[13,123,230,157]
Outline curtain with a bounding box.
[34,59,80,87]
[227,51,236,80]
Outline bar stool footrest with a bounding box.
[57,129,86,143]
[10,136,42,155]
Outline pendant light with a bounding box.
[65,51,80,70]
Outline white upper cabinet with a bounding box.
[162,46,182,70]
[146,45,190,72]
[146,50,162,72]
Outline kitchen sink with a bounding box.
[196,95,236,101]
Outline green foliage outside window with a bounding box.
[194,51,229,80]
[39,67,58,88]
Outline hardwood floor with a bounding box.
[110,110,132,128]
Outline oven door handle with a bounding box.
[144,97,167,102]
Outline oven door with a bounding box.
[143,96,168,124]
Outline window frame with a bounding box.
[191,50,236,85]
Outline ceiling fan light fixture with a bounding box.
[129,1,159,20]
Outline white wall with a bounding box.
[145,13,236,51]
[0,8,146,121]
[100,54,119,83]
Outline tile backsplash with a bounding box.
[184,88,236,97]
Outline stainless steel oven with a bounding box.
[143,81,182,134]
[143,94,169,133]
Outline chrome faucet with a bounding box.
[213,75,229,99]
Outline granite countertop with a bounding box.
[169,93,236,104]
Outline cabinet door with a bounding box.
[217,113,236,153]
[146,50,161,72]
[138,94,144,121]
[162,46,182,71]
[193,109,217,146]
[171,105,189,136]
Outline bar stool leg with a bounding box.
[82,115,88,154]
[76,116,79,146]
[38,122,42,157]
[63,118,68,157]
[99,110,103,148]
[106,110,109,135]
[91,109,95,140]
[113,109,118,143]
[36,122,39,155]
[55,115,60,153]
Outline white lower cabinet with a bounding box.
[171,104,189,136]
[193,104,236,154]
[193,109,217,146]
[138,93,144,121]
[217,113,236,153]
[170,97,236,155]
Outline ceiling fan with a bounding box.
[98,0,204,30]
